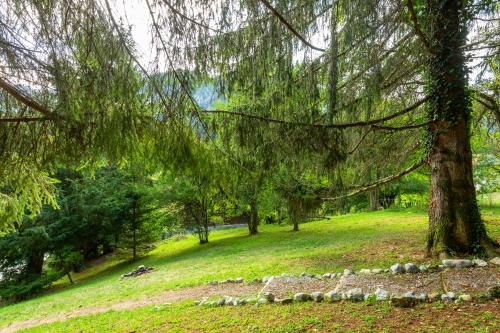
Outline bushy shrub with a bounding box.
[0,271,59,301]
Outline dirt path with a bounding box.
[2,267,499,333]
[0,283,261,333]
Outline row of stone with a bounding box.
[206,257,499,286]
[198,285,500,308]
[365,258,493,275]
[208,277,245,285]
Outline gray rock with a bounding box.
[472,259,487,267]
[346,288,364,301]
[441,292,457,302]
[458,294,472,302]
[489,257,500,266]
[390,263,404,274]
[235,277,244,283]
[262,276,271,283]
[374,288,389,301]
[261,292,275,302]
[391,295,417,308]
[194,300,201,306]
[371,269,384,274]
[324,290,342,302]
[251,278,262,284]
[442,259,473,269]
[404,263,420,273]
[438,264,445,270]
[299,272,307,277]
[237,298,248,305]
[281,273,289,277]
[226,297,238,306]
[225,278,235,283]
[311,292,324,302]
[322,273,332,278]
[384,269,390,273]
[343,269,353,276]
[293,293,311,302]
[403,291,427,302]
[359,269,371,274]
[217,297,226,306]
[209,280,218,285]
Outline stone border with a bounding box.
[197,257,500,308]
[206,257,497,286]
[197,286,500,308]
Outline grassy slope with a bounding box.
[22,299,500,333]
[1,207,499,332]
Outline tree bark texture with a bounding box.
[424,0,494,256]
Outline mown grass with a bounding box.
[1,206,500,332]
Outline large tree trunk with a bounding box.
[425,0,494,257]
[292,217,299,232]
[248,199,259,235]
[366,167,380,211]
[368,189,380,211]
[203,208,209,243]
[132,226,137,261]
[26,252,44,275]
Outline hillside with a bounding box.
[1,208,499,332]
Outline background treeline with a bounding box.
[0,167,167,300]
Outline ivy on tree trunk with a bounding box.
[424,0,496,257]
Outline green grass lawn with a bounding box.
[21,300,500,333]
[1,207,499,332]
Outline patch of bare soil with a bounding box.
[335,272,444,295]
[442,267,500,294]
[0,283,261,333]
[260,276,341,299]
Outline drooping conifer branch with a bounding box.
[405,0,435,54]
[371,121,431,131]
[0,77,55,119]
[258,0,326,52]
[0,117,52,123]
[202,96,429,129]
[160,0,221,33]
[322,159,426,200]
